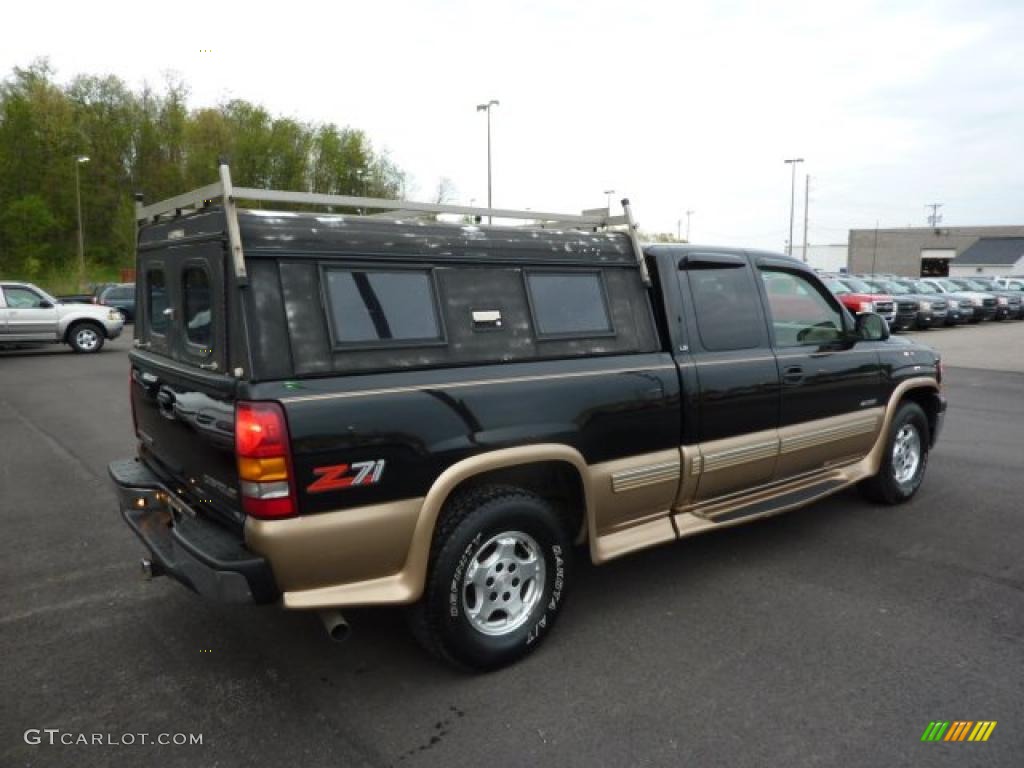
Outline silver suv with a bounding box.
[0,281,124,353]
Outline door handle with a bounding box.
[782,365,804,384]
[156,388,177,419]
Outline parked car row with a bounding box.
[56,282,136,322]
[823,273,1024,330]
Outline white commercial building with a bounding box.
[790,243,848,273]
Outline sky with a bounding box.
[3,0,1022,251]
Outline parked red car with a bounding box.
[823,276,896,326]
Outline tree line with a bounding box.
[0,60,406,286]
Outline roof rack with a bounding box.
[135,164,650,286]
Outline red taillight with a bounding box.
[236,401,297,519]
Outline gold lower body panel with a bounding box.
[245,498,424,605]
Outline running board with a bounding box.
[710,478,848,524]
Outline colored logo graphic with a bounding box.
[921,721,997,742]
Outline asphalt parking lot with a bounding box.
[1,326,1022,767]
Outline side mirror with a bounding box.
[38,300,54,309]
[855,311,890,341]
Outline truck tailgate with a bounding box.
[131,351,243,528]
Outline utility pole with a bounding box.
[74,155,90,289]
[784,158,804,256]
[476,100,499,223]
[603,189,615,213]
[926,203,943,227]
[801,175,810,263]
[685,209,694,242]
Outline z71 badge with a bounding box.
[307,460,386,493]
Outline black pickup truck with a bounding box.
[110,167,946,670]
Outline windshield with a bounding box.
[962,279,990,291]
[878,281,909,295]
[824,278,850,295]
[909,281,938,294]
[936,279,960,291]
[840,277,874,293]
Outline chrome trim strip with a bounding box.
[702,441,779,473]
[611,461,680,493]
[779,417,878,454]
[694,355,777,366]
[280,364,678,403]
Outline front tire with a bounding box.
[858,401,930,504]
[408,485,572,671]
[67,322,105,353]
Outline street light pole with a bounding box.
[783,158,803,257]
[75,155,90,289]
[801,174,810,263]
[476,99,499,223]
[685,209,695,242]
[603,189,615,213]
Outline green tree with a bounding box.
[0,195,59,277]
[0,60,408,287]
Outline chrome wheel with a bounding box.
[462,531,545,637]
[891,424,921,484]
[75,327,100,351]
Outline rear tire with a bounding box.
[408,485,572,671]
[858,401,930,505]
[67,322,105,353]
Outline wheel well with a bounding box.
[65,319,103,342]
[445,461,587,542]
[900,387,941,444]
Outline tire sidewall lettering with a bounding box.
[448,532,482,618]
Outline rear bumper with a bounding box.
[108,458,278,604]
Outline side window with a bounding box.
[525,271,613,338]
[324,267,443,346]
[687,267,763,351]
[2,286,45,309]
[147,269,169,335]
[761,269,844,347]
[183,267,213,351]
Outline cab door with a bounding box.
[756,260,883,479]
[675,252,781,503]
[1,285,59,340]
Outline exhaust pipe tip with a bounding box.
[140,558,164,580]
[318,610,351,643]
